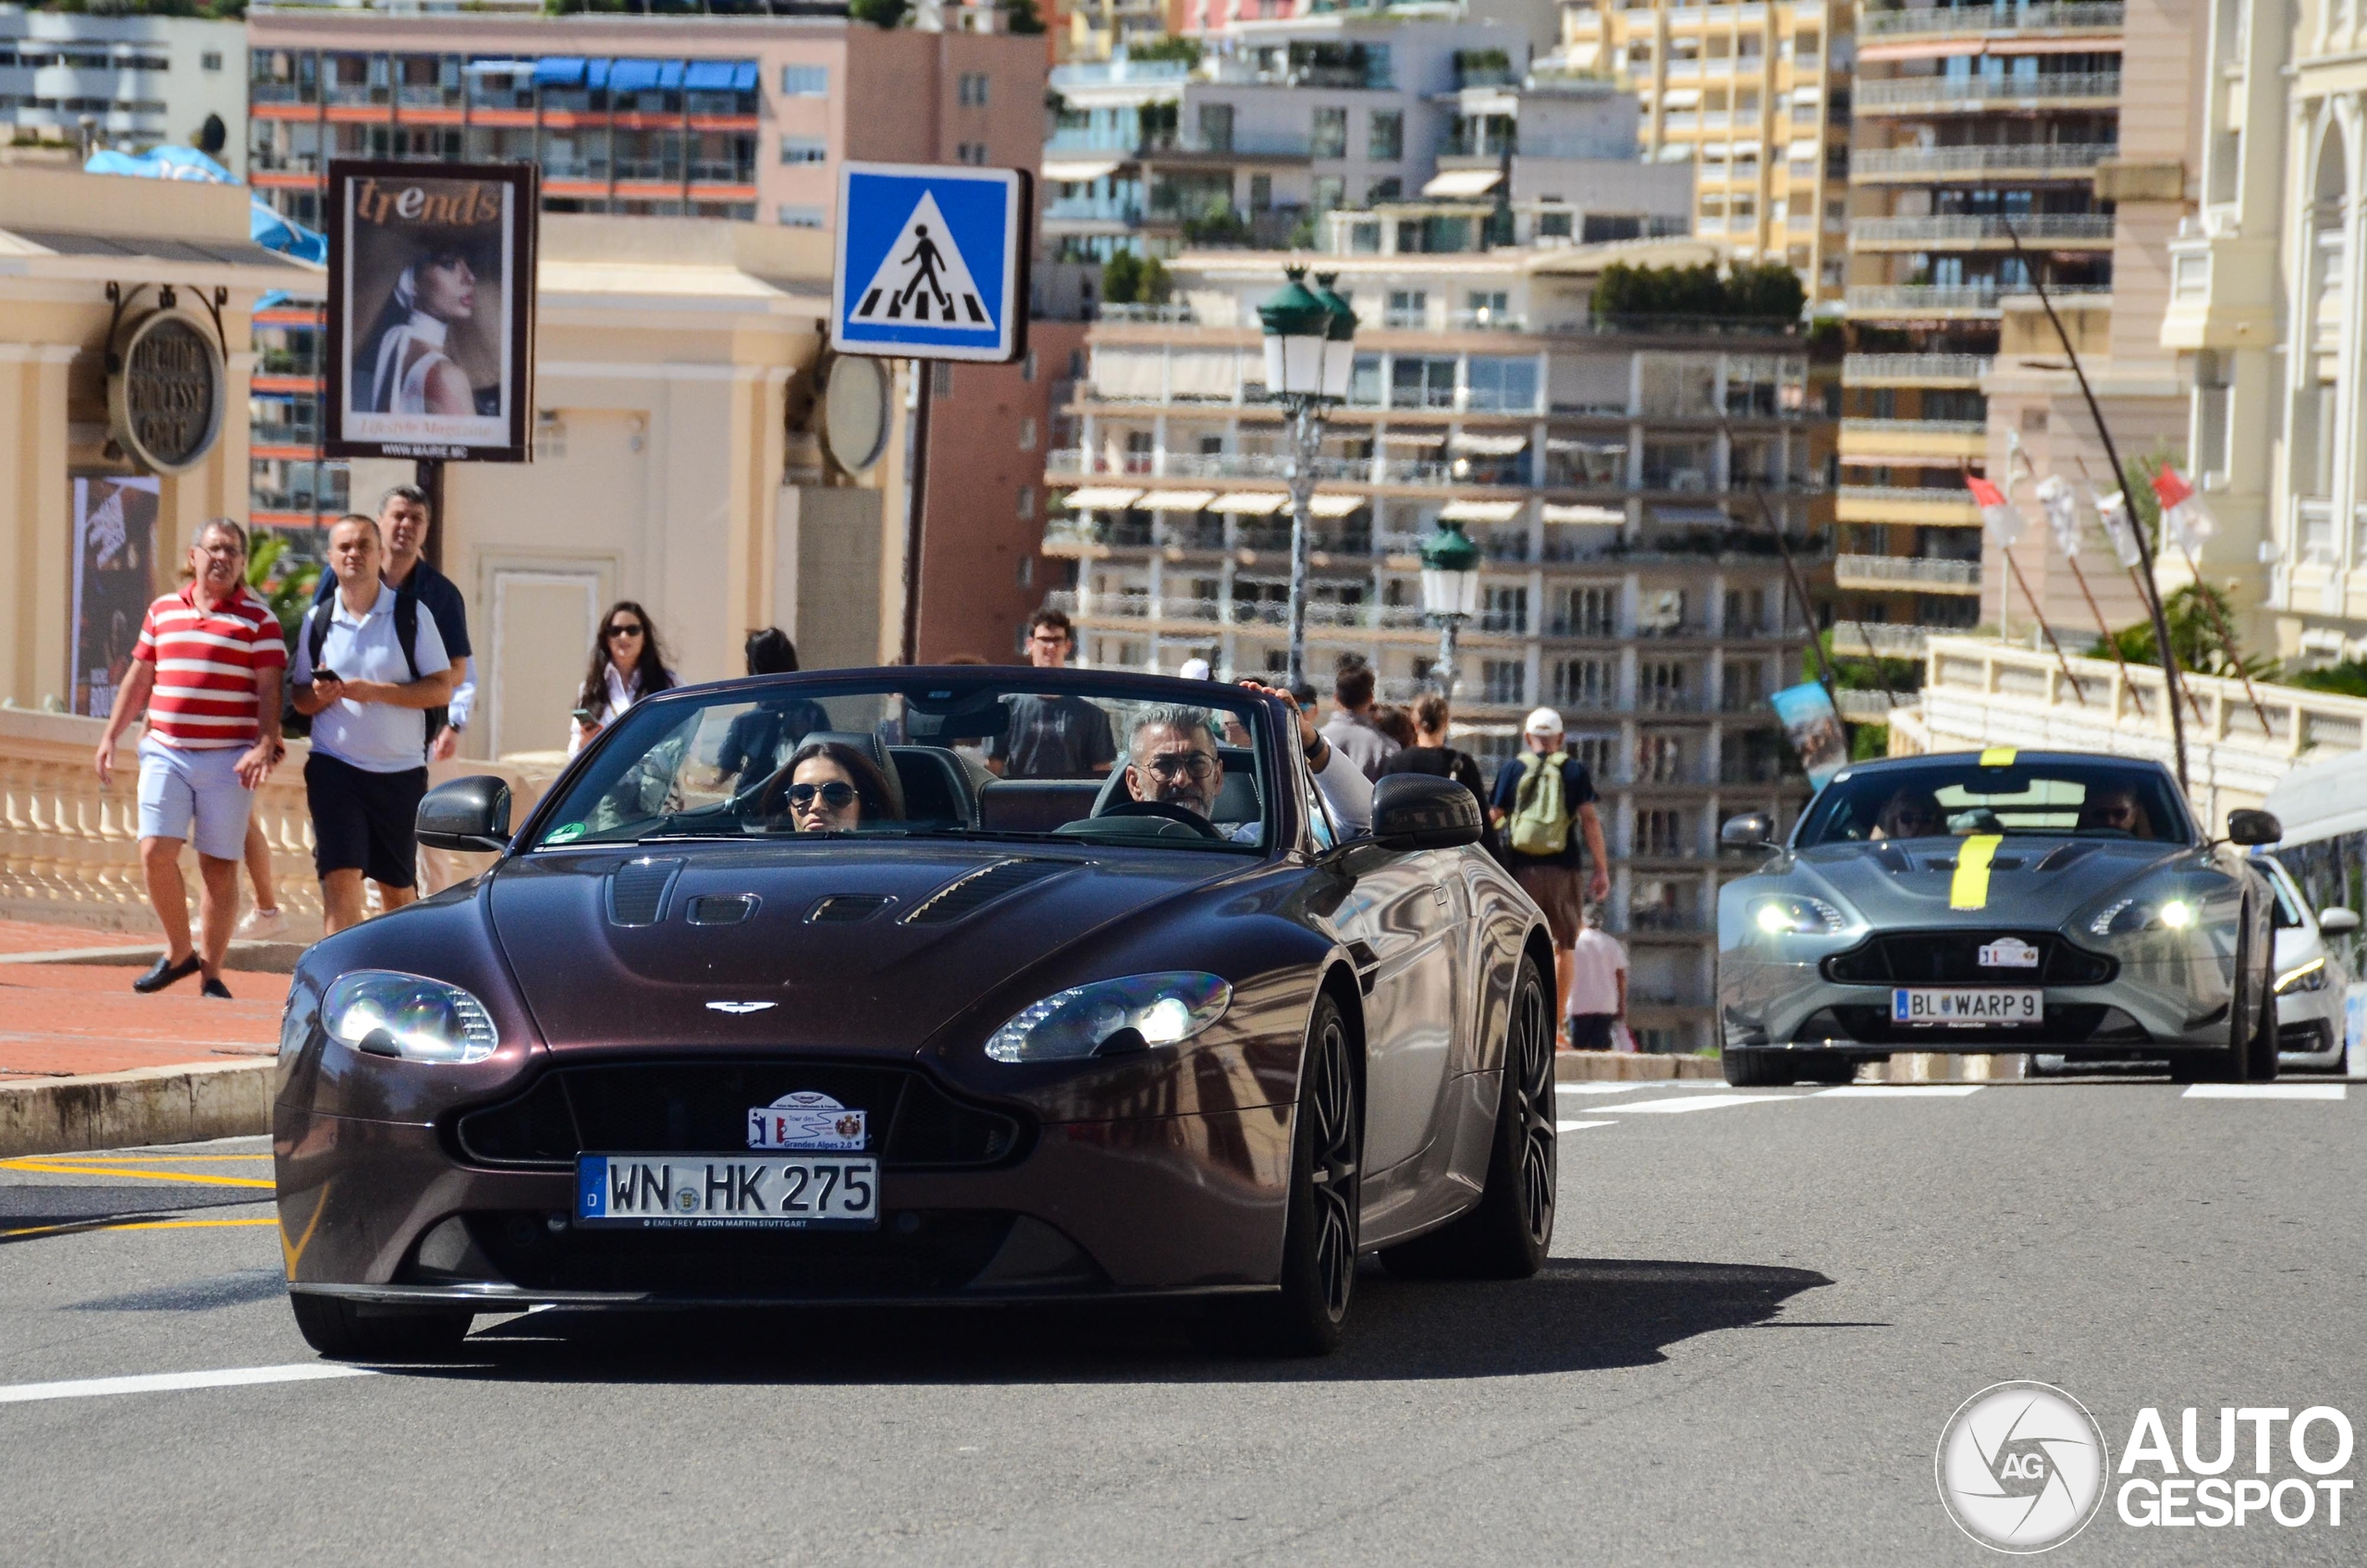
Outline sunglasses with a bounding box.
[606,622,645,640]
[1142,751,1217,780]
[787,781,857,810]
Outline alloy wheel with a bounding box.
[1511,972,1556,1246]
[1306,1011,1360,1321]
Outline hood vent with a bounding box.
[901,859,1073,926]
[687,894,760,926]
[806,894,897,925]
[608,857,683,927]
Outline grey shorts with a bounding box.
[136,736,254,861]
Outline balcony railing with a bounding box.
[1846,284,2003,312]
[1852,214,2115,245]
[1857,72,2121,111]
[1839,484,1985,513]
[1830,623,1950,657]
[1850,141,2116,178]
[1843,417,1990,436]
[1834,552,1982,588]
[1843,353,1995,384]
[1860,3,2126,38]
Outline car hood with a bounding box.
[486,841,1245,1055]
[1783,837,2201,930]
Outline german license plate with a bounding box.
[575,1155,879,1231]
[1891,987,2042,1026]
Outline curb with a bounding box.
[1557,1049,1723,1081]
[0,1060,277,1158]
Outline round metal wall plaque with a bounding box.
[821,354,891,475]
[108,312,225,474]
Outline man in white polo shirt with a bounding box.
[290,514,455,935]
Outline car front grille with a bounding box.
[450,1059,1031,1171]
[1821,930,2116,986]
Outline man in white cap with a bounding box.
[1490,706,1611,1044]
[1177,656,1213,680]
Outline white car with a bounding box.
[2257,856,2358,1072]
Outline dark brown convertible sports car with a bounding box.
[275,668,1557,1356]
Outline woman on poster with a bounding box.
[351,247,484,419]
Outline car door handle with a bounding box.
[1430,885,1451,908]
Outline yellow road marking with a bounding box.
[26,1154,270,1163]
[279,1181,330,1279]
[1951,834,2003,910]
[1979,746,2018,767]
[116,1217,277,1232]
[0,1216,275,1242]
[0,1158,272,1189]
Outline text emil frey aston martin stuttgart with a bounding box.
[273,668,1558,1358]
[1715,750,2284,1087]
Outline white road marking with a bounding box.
[1595,1094,1788,1114]
[2181,1083,2349,1101]
[1556,1120,1616,1133]
[0,1364,376,1406]
[1556,1083,1653,1096]
[1817,1084,1987,1098]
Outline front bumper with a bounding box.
[276,1101,1293,1304]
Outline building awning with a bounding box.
[1060,486,1144,509]
[1382,430,1445,446]
[608,58,667,93]
[1208,492,1290,515]
[1449,432,1529,456]
[683,60,742,92]
[532,56,585,87]
[1134,490,1216,511]
[585,60,612,90]
[1421,168,1503,199]
[1659,88,1701,109]
[1439,499,1525,524]
[1309,494,1366,518]
[1543,503,1625,525]
[1791,85,1822,105]
[1700,141,1731,159]
[1043,157,1123,183]
[1788,138,1823,162]
[1547,436,1625,454]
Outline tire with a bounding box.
[1380,953,1555,1280]
[2240,940,2281,1083]
[1229,990,1361,1356]
[1723,1047,1783,1086]
[289,1292,472,1362]
[2200,907,2282,1084]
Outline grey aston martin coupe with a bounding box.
[1715,751,2283,1086]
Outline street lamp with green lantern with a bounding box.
[1257,266,1355,691]
[1418,515,1482,699]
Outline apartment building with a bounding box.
[1065,0,1193,62]
[1042,13,1526,270]
[1559,0,1852,306]
[1044,240,1830,1050]
[244,7,1044,230]
[0,6,248,169]
[1836,0,2186,664]
[2160,0,2367,667]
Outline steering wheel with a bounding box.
[1097,798,1224,840]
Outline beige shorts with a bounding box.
[1511,859,1585,948]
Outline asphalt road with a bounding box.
[3,1078,2361,1567]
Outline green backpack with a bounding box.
[1509,750,1573,857]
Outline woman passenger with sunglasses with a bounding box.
[779,740,901,832]
[568,600,677,757]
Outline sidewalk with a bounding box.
[0,919,288,1082]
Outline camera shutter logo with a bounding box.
[1935,1381,2109,1552]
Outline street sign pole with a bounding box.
[834,161,1029,665]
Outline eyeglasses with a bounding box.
[606,622,645,641]
[1140,751,1216,781]
[786,781,857,811]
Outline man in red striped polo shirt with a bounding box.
[93,519,286,998]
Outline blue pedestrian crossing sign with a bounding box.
[834,162,1028,363]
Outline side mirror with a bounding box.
[418,775,512,852]
[1369,773,1483,851]
[2319,907,2361,936]
[2226,808,2282,847]
[1721,811,1777,850]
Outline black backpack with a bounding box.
[281,586,428,754]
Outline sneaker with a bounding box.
[236,906,288,940]
[132,953,202,994]
[201,976,234,1000]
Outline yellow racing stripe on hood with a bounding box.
[1979,747,2017,767]
[1950,835,2003,910]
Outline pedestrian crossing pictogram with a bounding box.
[849,192,989,326]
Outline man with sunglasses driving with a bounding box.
[1124,689,1371,844]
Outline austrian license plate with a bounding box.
[1891,987,2042,1027]
[575,1155,879,1231]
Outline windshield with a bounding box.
[529,674,1276,854]
[1796,758,2192,848]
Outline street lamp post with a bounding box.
[1257,267,1355,691]
[1418,516,1481,699]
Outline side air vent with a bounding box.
[608,857,682,927]
[807,894,897,925]
[901,859,1073,925]
[686,894,760,926]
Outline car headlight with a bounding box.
[985,972,1231,1063]
[322,971,499,1064]
[2276,957,2329,994]
[2088,896,2199,937]
[1748,895,1847,937]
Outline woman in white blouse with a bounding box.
[568,600,678,756]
